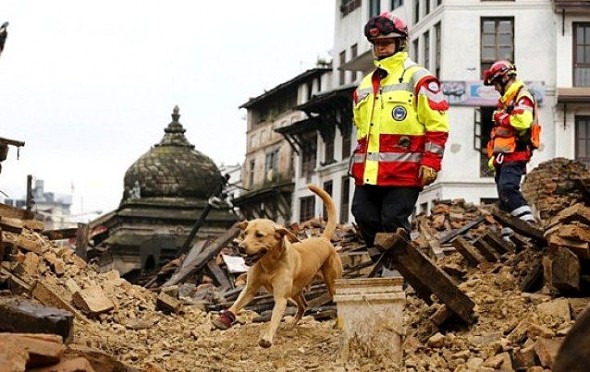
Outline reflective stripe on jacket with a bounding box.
[351,52,449,187]
[488,79,535,163]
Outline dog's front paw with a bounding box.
[258,337,273,348]
[211,310,236,330]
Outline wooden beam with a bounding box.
[161,224,241,288]
[473,239,499,262]
[491,208,546,244]
[75,223,89,260]
[418,217,445,260]
[375,230,476,324]
[451,237,487,267]
[42,228,78,241]
[205,261,233,290]
[481,231,511,254]
[438,216,486,244]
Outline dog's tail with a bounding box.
[307,183,336,241]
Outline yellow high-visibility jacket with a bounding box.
[351,52,449,187]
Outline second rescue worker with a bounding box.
[350,12,449,259]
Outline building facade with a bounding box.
[234,67,332,225]
[239,0,590,225]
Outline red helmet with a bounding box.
[483,60,517,86]
[364,12,408,42]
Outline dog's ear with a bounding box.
[275,226,300,243]
[237,220,248,230]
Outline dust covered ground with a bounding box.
[64,245,585,372]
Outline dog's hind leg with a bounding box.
[259,295,288,348]
[290,292,307,326]
[320,252,343,298]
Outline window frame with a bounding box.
[574,23,590,87]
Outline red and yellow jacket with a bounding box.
[487,79,536,164]
[351,52,449,187]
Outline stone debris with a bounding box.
[0,157,587,371]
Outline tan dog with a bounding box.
[212,183,343,348]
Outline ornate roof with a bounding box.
[123,106,223,201]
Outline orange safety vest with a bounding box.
[487,81,541,161]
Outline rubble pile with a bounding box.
[0,158,589,371]
[522,157,590,222]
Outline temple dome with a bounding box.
[123,106,223,201]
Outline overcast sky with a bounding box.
[0,1,335,221]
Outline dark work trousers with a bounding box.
[351,185,420,250]
[495,161,528,213]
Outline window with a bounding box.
[248,159,255,187]
[322,181,333,221]
[265,149,279,181]
[423,31,430,70]
[340,176,350,224]
[301,134,317,182]
[481,18,514,74]
[425,0,431,15]
[391,0,403,10]
[477,107,496,177]
[412,38,419,61]
[351,44,358,82]
[339,50,346,85]
[434,22,441,77]
[342,129,351,159]
[299,196,315,223]
[369,0,380,17]
[574,23,590,86]
[576,116,590,168]
[436,0,442,5]
[341,0,361,17]
[324,135,335,164]
[414,0,420,24]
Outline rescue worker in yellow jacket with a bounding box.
[350,12,449,260]
[483,60,539,224]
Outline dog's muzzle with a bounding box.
[242,250,267,266]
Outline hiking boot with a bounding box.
[501,227,514,242]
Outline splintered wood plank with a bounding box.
[375,231,476,324]
[491,208,546,244]
[473,239,499,262]
[162,224,241,288]
[481,230,511,254]
[451,237,487,267]
[205,261,232,290]
[42,228,78,241]
[438,216,486,244]
[418,217,445,260]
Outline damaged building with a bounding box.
[90,106,237,282]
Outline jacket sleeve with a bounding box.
[415,76,450,171]
[496,95,534,134]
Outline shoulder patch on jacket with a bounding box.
[417,78,449,111]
